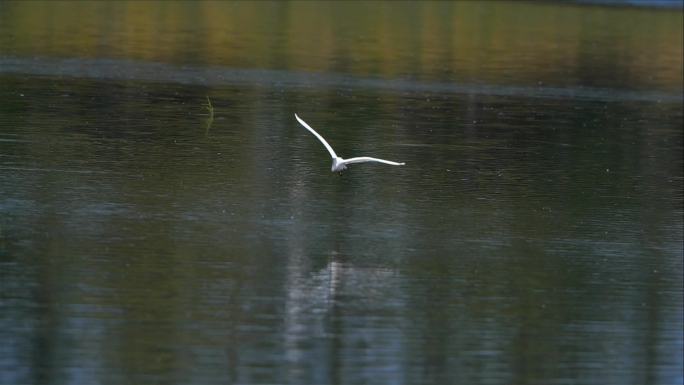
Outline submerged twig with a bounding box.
[204,96,214,134]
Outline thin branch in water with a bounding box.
[204,96,214,134]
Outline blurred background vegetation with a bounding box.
[1,1,681,91]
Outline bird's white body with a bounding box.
[295,113,405,172]
[332,157,347,172]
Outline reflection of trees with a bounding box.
[1,57,681,385]
[1,2,681,91]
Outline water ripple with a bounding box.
[1,56,681,103]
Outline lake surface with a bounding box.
[1,2,682,385]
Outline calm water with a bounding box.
[1,2,682,385]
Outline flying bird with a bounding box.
[295,113,405,173]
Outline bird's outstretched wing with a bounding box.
[341,157,405,166]
[295,113,337,159]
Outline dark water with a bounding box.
[1,2,682,385]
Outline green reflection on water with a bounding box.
[0,2,682,385]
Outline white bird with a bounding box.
[295,113,405,173]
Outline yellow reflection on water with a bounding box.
[1,1,681,90]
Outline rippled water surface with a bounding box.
[1,2,682,385]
